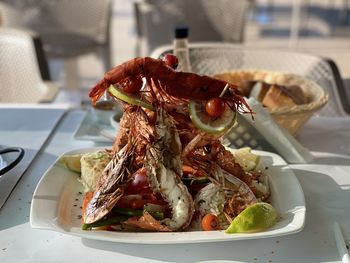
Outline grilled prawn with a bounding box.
[124,106,194,231]
[84,140,136,224]
[84,54,269,232]
[89,57,252,115]
[145,106,194,230]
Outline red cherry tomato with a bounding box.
[125,168,152,194]
[120,77,143,94]
[205,98,226,118]
[162,54,178,69]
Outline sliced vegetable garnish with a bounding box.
[113,207,143,217]
[189,100,237,134]
[148,211,164,220]
[108,85,154,111]
[116,205,165,220]
[143,203,165,213]
[182,177,210,185]
[82,215,129,230]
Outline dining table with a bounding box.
[0,105,349,263]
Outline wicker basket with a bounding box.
[214,70,329,135]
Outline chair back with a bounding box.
[0,29,57,103]
[0,0,112,58]
[151,43,348,117]
[3,0,111,42]
[0,2,23,28]
[134,0,250,55]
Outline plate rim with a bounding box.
[30,147,306,244]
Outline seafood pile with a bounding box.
[81,55,271,232]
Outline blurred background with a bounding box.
[1,0,350,106]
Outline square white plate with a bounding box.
[30,148,305,244]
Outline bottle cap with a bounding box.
[174,26,188,39]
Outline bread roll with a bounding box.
[283,85,308,105]
[262,84,297,110]
[250,82,270,102]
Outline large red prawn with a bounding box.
[84,55,267,232]
[89,57,252,115]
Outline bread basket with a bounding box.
[214,70,329,135]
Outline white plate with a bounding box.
[30,148,305,244]
[74,109,118,142]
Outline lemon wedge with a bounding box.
[189,100,237,134]
[59,154,82,173]
[108,85,154,111]
[226,202,278,233]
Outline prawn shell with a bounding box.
[89,57,240,102]
[123,211,172,232]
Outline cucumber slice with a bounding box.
[189,100,237,134]
[108,85,154,111]
[82,215,129,230]
[182,177,210,185]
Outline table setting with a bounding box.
[0,107,349,262]
[1,51,350,263]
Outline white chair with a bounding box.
[134,0,251,56]
[0,0,113,89]
[0,29,58,103]
[151,43,349,116]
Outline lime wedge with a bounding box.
[59,154,82,173]
[226,202,278,233]
[189,100,237,134]
[108,85,154,111]
[233,147,260,172]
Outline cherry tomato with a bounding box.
[205,98,226,118]
[201,214,221,231]
[162,53,178,69]
[120,77,143,94]
[125,168,152,194]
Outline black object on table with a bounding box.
[0,147,25,176]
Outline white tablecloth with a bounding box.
[0,107,66,208]
[0,110,349,263]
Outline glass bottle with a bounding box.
[173,26,192,72]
